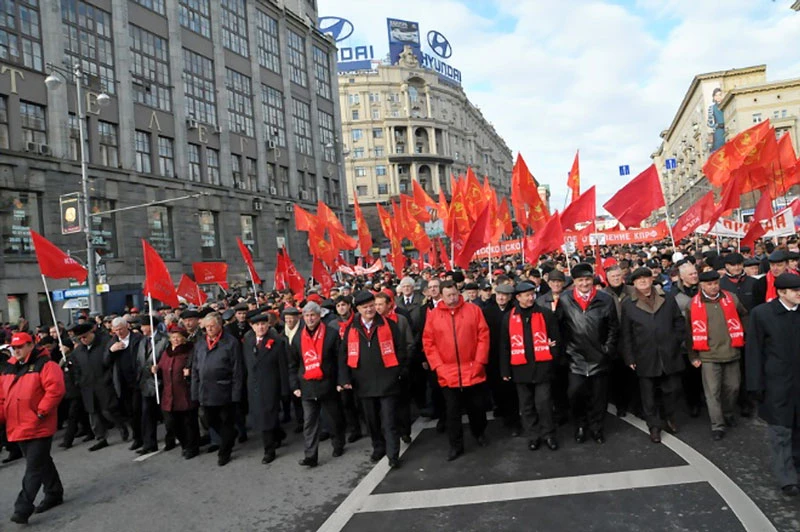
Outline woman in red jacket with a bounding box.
[0,332,66,525]
[423,281,491,462]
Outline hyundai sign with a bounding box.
[386,18,461,84]
[318,16,377,71]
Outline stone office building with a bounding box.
[0,0,345,325]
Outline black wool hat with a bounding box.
[774,273,800,290]
[221,309,236,321]
[71,323,94,336]
[248,313,270,323]
[630,267,653,282]
[698,270,720,282]
[571,263,594,279]
[182,309,201,319]
[768,250,789,263]
[353,290,376,307]
[463,282,480,291]
[724,253,744,265]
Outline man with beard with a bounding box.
[672,260,703,418]
[105,318,144,451]
[482,283,520,435]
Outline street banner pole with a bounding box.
[147,294,160,405]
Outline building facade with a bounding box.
[0,0,345,325]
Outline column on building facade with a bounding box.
[40,4,66,158]
[209,0,233,188]
[166,0,189,181]
[244,1,270,194]
[277,17,299,200]
[424,86,432,119]
[112,0,135,171]
[304,30,325,208]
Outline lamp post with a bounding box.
[44,63,111,313]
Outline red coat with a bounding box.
[157,343,197,412]
[423,297,490,388]
[0,347,65,442]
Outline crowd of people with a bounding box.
[1,234,799,525]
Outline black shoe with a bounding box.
[781,484,800,496]
[184,450,199,460]
[262,450,276,464]
[616,408,627,418]
[388,458,401,469]
[319,432,330,442]
[10,513,28,524]
[401,435,412,444]
[58,442,72,449]
[592,430,605,444]
[198,435,211,446]
[218,454,231,467]
[665,419,679,435]
[332,447,344,458]
[298,457,318,467]
[129,440,143,451]
[649,427,662,444]
[528,438,542,451]
[370,451,385,463]
[164,441,177,451]
[82,434,95,443]
[724,416,737,428]
[207,444,220,453]
[740,406,753,418]
[689,405,701,418]
[475,435,489,447]
[34,496,63,514]
[545,437,559,451]
[436,419,446,433]
[712,430,725,441]
[136,447,157,455]
[446,447,464,462]
[238,434,248,444]
[2,452,22,464]
[575,426,587,444]
[510,427,522,437]
[88,440,109,452]
[120,425,130,442]
[293,424,304,434]
[347,432,363,443]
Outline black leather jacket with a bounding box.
[556,289,619,377]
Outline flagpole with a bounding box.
[40,275,64,354]
[659,178,677,250]
[196,283,202,306]
[147,294,160,405]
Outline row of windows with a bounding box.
[356,183,390,196]
[0,0,42,71]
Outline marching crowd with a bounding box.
[1,235,800,525]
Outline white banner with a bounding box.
[697,208,796,238]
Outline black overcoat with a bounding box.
[619,292,686,378]
[243,328,289,432]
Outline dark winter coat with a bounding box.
[338,314,407,398]
[719,273,757,311]
[190,332,244,407]
[287,322,340,400]
[499,304,561,384]
[243,328,289,432]
[105,331,144,396]
[71,333,117,414]
[482,298,513,375]
[136,332,169,397]
[157,342,196,412]
[620,291,686,377]
[556,290,619,377]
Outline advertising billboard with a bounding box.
[387,18,421,65]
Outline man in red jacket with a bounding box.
[0,332,66,525]
[423,280,491,461]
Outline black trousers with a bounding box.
[341,388,362,436]
[427,370,446,420]
[362,395,401,460]
[14,437,63,518]
[202,404,237,458]
[141,395,173,450]
[301,396,345,459]
[163,409,199,453]
[682,364,703,410]
[442,385,487,451]
[552,364,571,423]
[119,385,142,443]
[610,359,640,414]
[517,382,554,439]
[639,373,682,430]
[62,397,92,445]
[568,373,609,433]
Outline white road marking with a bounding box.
[133,450,162,462]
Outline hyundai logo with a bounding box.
[427,30,452,59]
[318,16,354,42]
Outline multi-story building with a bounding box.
[336,47,512,244]
[0,0,345,325]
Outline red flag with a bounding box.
[400,194,430,224]
[454,205,490,269]
[513,154,541,208]
[437,238,453,271]
[284,249,306,301]
[705,174,744,232]
[703,120,773,187]
[560,186,596,231]
[377,204,395,240]
[672,191,716,242]
[411,181,436,222]
[491,197,513,242]
[437,190,450,229]
[177,274,207,306]
[192,262,228,289]
[143,240,179,308]
[767,133,800,199]
[567,150,580,204]
[307,226,338,267]
[526,212,564,261]
[236,237,262,285]
[741,221,766,251]
[312,256,333,297]
[603,165,665,228]
[353,196,373,258]
[448,178,471,238]
[317,200,345,234]
[29,230,88,283]
[753,191,773,222]
[464,168,486,221]
[294,204,317,232]
[274,251,288,291]
[328,227,358,251]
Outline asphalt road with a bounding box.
[1,407,798,532]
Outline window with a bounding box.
[266,162,277,192]
[67,114,86,161]
[286,29,307,87]
[206,148,220,185]
[19,101,45,144]
[225,69,254,137]
[355,166,366,177]
[147,206,174,258]
[374,147,384,157]
[240,215,257,257]
[313,46,332,100]
[90,198,117,258]
[255,10,280,73]
[371,109,380,120]
[278,166,289,196]
[752,113,762,123]
[62,0,115,94]
[292,98,313,156]
[387,92,400,103]
[369,93,380,103]
[187,143,201,182]
[232,154,242,188]
[306,173,317,201]
[331,178,340,206]
[0,0,43,71]
[351,110,359,120]
[246,158,257,191]
[318,109,334,162]
[0,97,8,149]
[134,131,152,173]
[1,192,40,256]
[221,0,248,56]
[352,147,364,158]
[377,183,389,195]
[179,0,211,38]
[376,165,387,176]
[352,129,363,142]
[157,136,175,177]
[97,121,118,167]
[130,25,171,112]
[183,48,217,126]
[198,210,220,259]
[261,84,286,147]
[348,93,360,105]
[132,0,165,15]
[372,128,383,139]
[356,185,367,196]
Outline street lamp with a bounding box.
[44,62,111,313]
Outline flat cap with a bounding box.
[698,270,720,282]
[282,306,301,316]
[221,309,236,321]
[768,250,789,263]
[724,252,744,265]
[463,282,480,291]
[744,257,761,267]
[774,273,800,290]
[71,323,94,336]
[571,263,594,279]
[233,302,249,312]
[495,284,515,295]
[548,270,566,282]
[248,313,270,323]
[353,290,375,306]
[514,281,536,295]
[630,267,653,282]
[182,309,201,319]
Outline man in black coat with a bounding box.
[482,283,520,435]
[603,264,638,418]
[225,303,250,342]
[105,317,144,450]
[396,277,428,414]
[243,314,289,465]
[190,312,244,466]
[339,291,407,468]
[620,268,686,443]
[753,250,790,306]
[746,273,800,496]
[556,263,618,444]
[500,282,561,451]
[288,302,345,467]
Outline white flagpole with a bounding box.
[147,294,160,405]
[40,275,64,354]
[246,265,257,299]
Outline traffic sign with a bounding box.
[665,158,677,170]
[619,165,630,176]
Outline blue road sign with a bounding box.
[619,165,630,176]
[665,158,677,170]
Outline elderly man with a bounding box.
[288,302,345,467]
[672,260,703,418]
[105,317,144,450]
[746,273,800,496]
[135,315,169,454]
[190,312,244,466]
[483,283,521,435]
[754,250,790,305]
[604,264,637,418]
[281,307,304,433]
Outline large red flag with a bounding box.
[274,250,288,291]
[741,221,766,251]
[400,193,430,225]
[560,186,596,231]
[526,212,564,262]
[703,120,773,187]
[752,190,773,222]
[567,150,580,204]
[491,197,513,242]
[294,204,317,232]
[767,133,800,199]
[177,274,207,306]
[437,190,450,229]
[603,165,665,228]
[236,237,262,285]
[448,178,471,238]
[192,262,229,289]
[436,238,453,271]
[705,174,744,232]
[282,248,305,300]
[464,168,486,221]
[308,226,338,267]
[672,191,715,242]
[512,154,541,208]
[377,204,395,240]
[311,256,333,297]
[454,205,490,269]
[353,196,373,258]
[317,200,345,234]
[411,181,436,222]
[143,240,179,308]
[29,230,88,283]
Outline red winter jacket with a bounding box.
[0,347,66,442]
[423,297,490,388]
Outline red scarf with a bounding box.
[573,286,597,312]
[508,307,553,365]
[337,314,354,339]
[383,309,398,323]
[300,323,326,380]
[206,331,222,352]
[690,291,744,351]
[766,271,777,302]
[347,319,399,368]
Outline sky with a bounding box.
[318,0,800,213]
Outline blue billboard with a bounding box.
[318,16,377,72]
[387,18,421,65]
